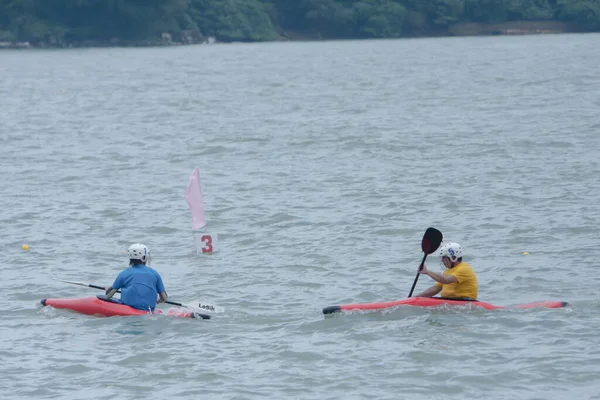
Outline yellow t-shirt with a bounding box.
[435,262,478,299]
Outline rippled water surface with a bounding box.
[1,33,599,400]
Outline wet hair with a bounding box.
[129,259,145,266]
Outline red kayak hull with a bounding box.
[42,296,195,318]
[323,297,568,314]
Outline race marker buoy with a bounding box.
[187,168,217,254]
[523,251,529,255]
[195,232,216,254]
[22,244,29,251]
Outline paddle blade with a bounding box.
[408,227,443,298]
[54,279,89,287]
[421,227,443,255]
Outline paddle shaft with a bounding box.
[407,252,428,298]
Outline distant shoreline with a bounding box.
[447,21,582,36]
[0,35,218,49]
[0,21,587,50]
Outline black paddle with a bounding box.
[54,279,212,319]
[407,227,443,298]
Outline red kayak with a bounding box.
[41,296,210,319]
[323,297,568,314]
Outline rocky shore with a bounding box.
[0,31,217,49]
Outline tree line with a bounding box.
[0,0,599,45]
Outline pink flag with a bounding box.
[186,168,206,230]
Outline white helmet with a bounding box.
[438,242,462,262]
[128,243,150,264]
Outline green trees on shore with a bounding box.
[0,0,599,45]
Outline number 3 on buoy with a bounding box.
[200,234,213,253]
[193,231,217,254]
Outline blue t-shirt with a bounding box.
[111,265,166,311]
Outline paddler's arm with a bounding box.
[416,285,442,298]
[157,291,168,304]
[155,272,167,304]
[106,273,124,299]
[419,264,458,285]
[105,287,118,299]
[426,271,458,284]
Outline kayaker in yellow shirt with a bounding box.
[416,242,478,300]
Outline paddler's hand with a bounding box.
[418,264,429,275]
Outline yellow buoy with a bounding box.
[22,244,29,251]
[522,251,529,255]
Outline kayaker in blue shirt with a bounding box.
[105,243,168,311]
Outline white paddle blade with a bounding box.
[53,278,89,287]
[194,300,223,313]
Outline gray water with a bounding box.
[1,33,599,400]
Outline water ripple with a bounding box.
[1,34,599,400]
